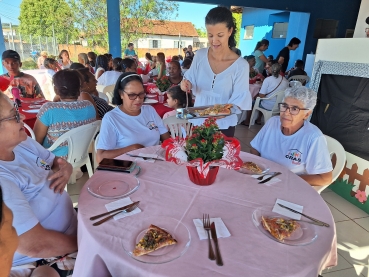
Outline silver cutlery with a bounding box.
[92,202,140,226]
[278,203,330,227]
[203,214,215,261]
[259,172,281,184]
[210,222,223,266]
[256,172,277,180]
[90,201,140,221]
[126,154,164,161]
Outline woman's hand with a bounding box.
[180,79,192,93]
[128,144,145,151]
[49,157,73,194]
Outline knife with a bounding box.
[278,203,330,227]
[89,201,140,221]
[259,172,281,184]
[126,154,164,161]
[210,222,223,266]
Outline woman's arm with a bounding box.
[96,144,144,163]
[79,92,101,120]
[160,132,171,141]
[299,171,332,187]
[33,119,48,145]
[259,54,268,63]
[96,69,104,79]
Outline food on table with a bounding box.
[261,216,300,241]
[133,224,177,256]
[195,104,233,116]
[241,161,263,174]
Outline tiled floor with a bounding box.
[68,124,369,277]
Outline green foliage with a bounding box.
[21,58,37,70]
[18,0,78,43]
[195,25,207,38]
[156,76,171,92]
[232,13,242,48]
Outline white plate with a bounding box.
[146,94,157,99]
[22,109,40,113]
[144,99,158,104]
[163,103,170,107]
[237,161,269,175]
[28,105,42,108]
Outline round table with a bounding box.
[73,146,337,277]
[19,99,47,128]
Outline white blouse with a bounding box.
[184,48,251,129]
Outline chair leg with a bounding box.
[68,169,77,185]
[86,160,94,178]
[249,109,256,129]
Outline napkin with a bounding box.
[272,199,303,220]
[193,218,231,240]
[135,153,159,163]
[105,197,141,220]
[251,174,281,186]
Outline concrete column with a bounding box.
[0,17,7,74]
[107,0,121,58]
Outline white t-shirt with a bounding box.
[0,137,77,266]
[259,75,289,110]
[95,67,105,79]
[184,48,252,129]
[250,116,333,175]
[97,71,123,86]
[97,105,168,150]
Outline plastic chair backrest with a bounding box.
[24,123,35,140]
[163,116,192,139]
[103,85,115,104]
[287,75,310,85]
[271,90,286,115]
[98,92,109,103]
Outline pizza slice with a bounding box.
[241,161,263,174]
[133,224,177,256]
[261,216,300,241]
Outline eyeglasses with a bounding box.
[0,103,20,123]
[278,103,309,115]
[124,91,146,100]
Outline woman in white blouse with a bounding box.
[180,7,252,137]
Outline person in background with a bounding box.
[43,58,61,101]
[185,45,195,59]
[182,47,187,57]
[163,85,193,119]
[44,58,61,77]
[58,49,72,69]
[267,55,274,62]
[96,73,170,163]
[97,58,125,86]
[124,43,137,58]
[262,60,273,78]
[231,46,241,56]
[246,55,264,84]
[156,52,166,79]
[167,61,183,86]
[181,58,192,75]
[33,70,96,158]
[178,54,184,66]
[286,59,308,79]
[121,58,137,73]
[104,53,113,70]
[276,37,301,74]
[37,51,48,69]
[78,53,94,74]
[95,55,109,79]
[171,55,180,62]
[145,52,155,70]
[1,50,44,98]
[87,51,97,70]
[253,39,269,73]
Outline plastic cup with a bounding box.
[158,95,164,103]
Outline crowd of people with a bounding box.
[0,6,332,277]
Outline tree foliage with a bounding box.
[70,0,179,49]
[195,26,207,38]
[232,12,242,48]
[18,0,77,44]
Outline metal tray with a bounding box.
[176,105,240,119]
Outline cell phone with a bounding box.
[97,159,136,173]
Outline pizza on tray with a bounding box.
[133,224,177,256]
[195,104,233,116]
[261,216,300,241]
[241,161,263,174]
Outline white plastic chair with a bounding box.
[93,133,100,171]
[314,135,346,194]
[47,120,101,186]
[288,75,310,86]
[249,90,285,128]
[24,123,35,140]
[163,116,192,139]
[98,92,109,103]
[103,85,115,106]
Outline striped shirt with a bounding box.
[91,94,113,118]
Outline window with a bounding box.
[150,40,161,48]
[272,22,288,38]
[243,25,254,40]
[314,19,338,39]
[174,40,184,48]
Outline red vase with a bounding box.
[186,166,219,186]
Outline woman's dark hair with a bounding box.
[53,69,81,98]
[288,37,301,47]
[205,7,237,48]
[70,62,86,70]
[0,186,3,225]
[156,52,165,63]
[95,55,109,71]
[121,58,135,72]
[182,58,192,69]
[167,85,193,108]
[145,52,152,61]
[112,73,143,105]
[295,59,304,68]
[169,61,181,71]
[267,55,274,60]
[245,55,255,62]
[75,67,91,83]
[87,52,97,67]
[112,58,123,71]
[58,49,69,60]
[44,58,56,69]
[128,43,134,47]
[254,39,269,51]
[78,53,90,65]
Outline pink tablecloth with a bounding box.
[74,146,337,277]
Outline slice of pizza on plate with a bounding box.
[261,216,300,241]
[133,224,177,256]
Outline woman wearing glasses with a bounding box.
[250,86,333,187]
[96,73,170,162]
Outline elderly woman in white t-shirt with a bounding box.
[250,86,333,187]
[96,73,170,162]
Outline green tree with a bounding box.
[194,25,207,38]
[18,0,77,44]
[70,0,179,49]
[232,12,242,48]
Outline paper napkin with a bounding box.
[193,218,231,240]
[272,199,303,220]
[135,153,159,163]
[105,197,141,220]
[251,174,281,186]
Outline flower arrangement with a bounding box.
[156,76,171,92]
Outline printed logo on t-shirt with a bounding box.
[36,157,51,170]
[146,121,159,131]
[285,149,302,165]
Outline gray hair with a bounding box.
[271,63,282,78]
[283,86,317,110]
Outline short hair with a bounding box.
[171,55,179,62]
[270,63,282,78]
[75,67,91,83]
[267,55,274,60]
[78,53,89,65]
[182,58,192,69]
[112,73,143,105]
[295,59,304,68]
[121,58,135,72]
[245,55,255,62]
[52,70,81,98]
[128,43,134,47]
[43,58,56,69]
[167,85,193,108]
[169,61,181,71]
[288,37,301,47]
[283,86,317,110]
[70,62,85,70]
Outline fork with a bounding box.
[93,202,139,226]
[256,172,276,180]
[203,214,215,260]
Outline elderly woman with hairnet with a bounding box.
[250,86,333,187]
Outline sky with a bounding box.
[0,0,216,29]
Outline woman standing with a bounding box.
[253,39,269,73]
[58,50,72,69]
[180,6,251,137]
[156,52,166,79]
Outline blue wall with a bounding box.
[0,17,6,74]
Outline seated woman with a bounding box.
[250,86,333,186]
[167,61,183,86]
[78,52,94,74]
[33,70,96,158]
[0,93,77,274]
[97,58,125,86]
[96,73,170,162]
[95,54,109,79]
[245,55,264,84]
